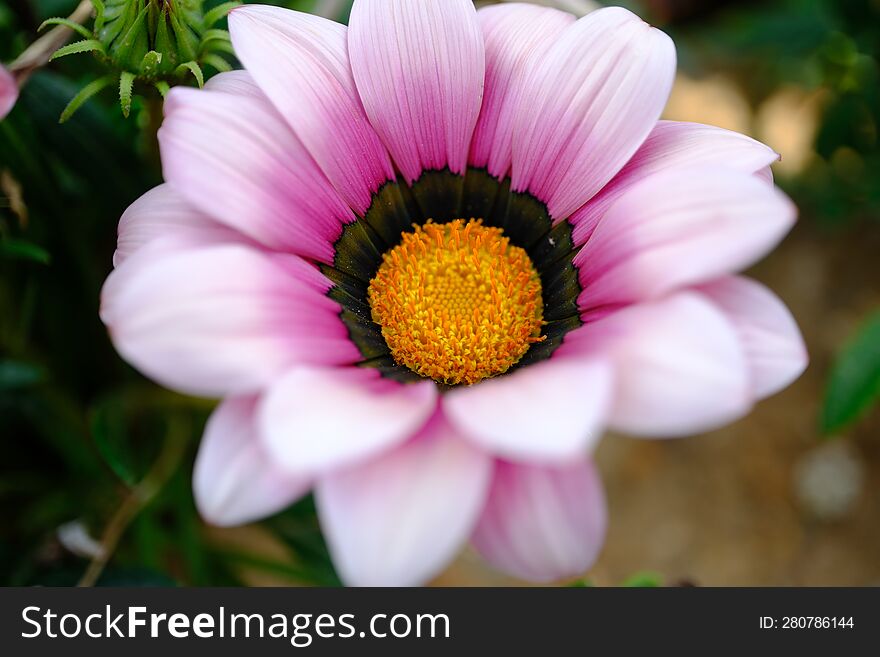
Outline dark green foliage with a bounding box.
[821,311,880,434]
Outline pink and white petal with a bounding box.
[0,64,17,120]
[316,416,492,586]
[100,243,359,398]
[472,459,606,583]
[348,0,485,182]
[444,357,612,463]
[571,121,781,245]
[258,365,437,474]
[229,5,395,214]
[575,167,797,311]
[203,69,265,97]
[469,3,575,177]
[560,292,752,437]
[114,184,247,267]
[698,276,807,399]
[511,7,675,221]
[160,86,353,263]
[756,164,775,184]
[194,396,311,526]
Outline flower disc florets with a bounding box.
[368,219,545,386]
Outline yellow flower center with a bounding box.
[367,219,545,385]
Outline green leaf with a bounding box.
[0,239,51,264]
[201,28,231,44]
[49,39,105,61]
[154,80,170,98]
[0,360,45,390]
[38,17,94,40]
[112,4,150,68]
[262,497,341,586]
[94,3,106,33]
[202,53,231,73]
[821,310,880,433]
[175,61,204,88]
[203,39,235,56]
[118,71,135,117]
[91,400,138,486]
[170,11,199,62]
[139,50,163,77]
[59,74,116,122]
[621,571,663,587]
[204,2,241,28]
[567,578,594,587]
[155,11,174,70]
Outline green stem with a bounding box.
[9,1,95,83]
[77,417,189,587]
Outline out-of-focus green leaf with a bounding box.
[91,399,139,486]
[0,239,51,264]
[0,360,45,390]
[202,53,231,73]
[621,571,664,587]
[263,496,341,586]
[204,2,241,28]
[60,74,117,123]
[821,310,880,433]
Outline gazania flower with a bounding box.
[100,1,807,586]
[0,64,18,120]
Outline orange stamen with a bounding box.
[367,219,545,386]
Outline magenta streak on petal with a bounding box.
[348,0,485,182]
[469,3,575,178]
[510,7,676,221]
[229,5,396,215]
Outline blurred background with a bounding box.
[1,0,878,587]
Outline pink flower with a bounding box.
[100,2,807,585]
[0,64,18,120]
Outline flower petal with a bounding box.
[160,86,353,263]
[511,6,675,220]
[229,5,395,214]
[443,357,612,463]
[698,276,807,399]
[259,365,437,474]
[0,64,17,120]
[561,292,752,437]
[194,396,311,526]
[316,416,492,586]
[571,120,781,244]
[203,69,264,97]
[575,167,797,311]
[472,459,606,582]
[114,184,244,267]
[100,243,359,397]
[469,3,575,177]
[348,0,485,182]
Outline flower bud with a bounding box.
[45,0,237,120]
